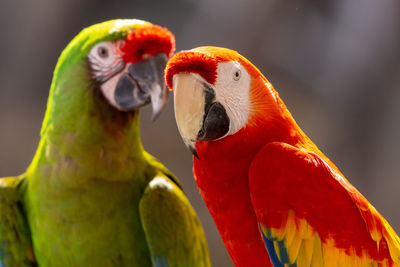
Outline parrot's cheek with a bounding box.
[101,53,169,120]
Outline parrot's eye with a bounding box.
[88,41,124,84]
[97,46,109,58]
[233,69,241,81]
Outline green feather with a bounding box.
[140,175,211,267]
[0,177,35,266]
[0,19,210,267]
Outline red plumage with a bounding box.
[120,25,175,63]
[249,142,393,262]
[194,129,274,266]
[166,47,400,267]
[165,51,218,89]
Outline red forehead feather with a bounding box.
[165,51,219,89]
[120,25,175,63]
[165,47,254,90]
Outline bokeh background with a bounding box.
[1,0,400,266]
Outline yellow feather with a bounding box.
[346,248,358,267]
[298,219,308,237]
[285,221,296,247]
[352,251,363,267]
[275,220,288,241]
[296,238,313,267]
[288,231,302,263]
[311,234,324,267]
[302,220,314,239]
[322,240,338,267]
[274,241,282,262]
[383,224,400,262]
[336,251,349,267]
[296,249,308,267]
[359,255,372,266]
[284,210,296,245]
[303,237,314,264]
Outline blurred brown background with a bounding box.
[1,0,400,266]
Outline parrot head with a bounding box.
[166,46,285,158]
[55,19,175,121]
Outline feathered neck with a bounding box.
[27,59,145,184]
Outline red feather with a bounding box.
[120,25,175,63]
[166,47,400,266]
[249,142,397,264]
[165,51,218,89]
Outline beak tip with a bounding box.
[125,53,169,119]
[186,141,199,160]
[190,146,200,160]
[149,85,169,121]
[151,110,161,122]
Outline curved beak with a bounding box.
[114,53,169,120]
[173,74,229,159]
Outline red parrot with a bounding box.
[165,46,400,267]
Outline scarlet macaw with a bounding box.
[165,46,400,267]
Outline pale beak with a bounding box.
[173,73,229,159]
[173,74,206,158]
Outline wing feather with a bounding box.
[0,177,35,267]
[139,174,210,267]
[249,142,400,267]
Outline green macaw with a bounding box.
[0,19,210,267]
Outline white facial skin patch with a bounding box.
[173,62,251,150]
[88,41,125,109]
[214,61,251,137]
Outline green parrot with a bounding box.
[0,19,210,267]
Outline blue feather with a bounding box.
[153,256,169,267]
[277,240,290,264]
[259,224,296,267]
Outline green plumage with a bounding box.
[0,19,210,267]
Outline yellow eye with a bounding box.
[233,69,241,81]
